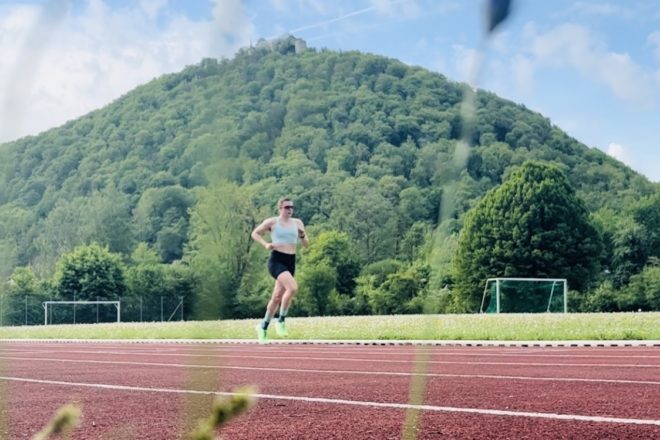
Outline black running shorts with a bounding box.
[267,250,296,279]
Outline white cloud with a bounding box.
[648,30,660,60]
[210,0,256,56]
[490,29,514,54]
[268,0,288,12]
[452,44,481,83]
[526,23,656,108]
[511,55,535,96]
[606,143,631,165]
[0,0,254,144]
[369,0,421,19]
[568,2,633,18]
[1,3,68,142]
[139,0,167,20]
[432,55,447,75]
[268,0,329,15]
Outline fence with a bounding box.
[0,294,187,326]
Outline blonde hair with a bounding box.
[277,197,292,209]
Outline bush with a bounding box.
[583,281,619,312]
[625,264,660,311]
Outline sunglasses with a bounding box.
[282,205,294,210]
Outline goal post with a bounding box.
[43,301,121,325]
[480,278,568,313]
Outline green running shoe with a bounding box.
[255,324,268,344]
[276,320,289,337]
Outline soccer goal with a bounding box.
[480,278,568,313]
[43,301,121,325]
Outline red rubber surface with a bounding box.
[1,342,658,439]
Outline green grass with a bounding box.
[1,312,659,341]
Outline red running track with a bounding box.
[0,341,658,439]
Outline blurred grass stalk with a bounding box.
[401,349,431,440]
[415,4,512,438]
[189,387,257,440]
[32,404,81,440]
[0,343,6,439]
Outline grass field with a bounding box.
[0,313,659,341]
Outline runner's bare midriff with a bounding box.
[272,243,296,255]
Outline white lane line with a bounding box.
[3,347,660,363]
[0,375,658,426]
[127,349,660,360]
[30,345,658,359]
[3,338,659,347]
[4,344,659,358]
[2,355,658,386]
[6,349,658,368]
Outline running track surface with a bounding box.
[0,341,659,439]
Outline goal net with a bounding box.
[43,301,121,325]
[480,278,567,313]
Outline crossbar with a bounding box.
[43,301,121,325]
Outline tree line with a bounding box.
[3,160,657,324]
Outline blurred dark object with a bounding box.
[486,0,512,33]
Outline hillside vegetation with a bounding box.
[0,37,657,323]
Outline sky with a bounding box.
[0,0,658,182]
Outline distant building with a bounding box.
[294,39,307,54]
[256,38,272,49]
[253,35,307,55]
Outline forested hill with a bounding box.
[0,36,656,286]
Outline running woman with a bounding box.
[251,197,308,343]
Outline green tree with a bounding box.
[356,261,429,315]
[301,230,360,296]
[187,182,259,319]
[622,259,660,311]
[296,231,361,315]
[84,186,135,255]
[125,244,167,321]
[611,218,649,288]
[125,264,195,322]
[453,161,602,311]
[399,221,433,263]
[32,197,91,275]
[130,242,162,265]
[133,185,194,262]
[329,176,397,263]
[54,243,126,301]
[296,262,337,316]
[632,192,660,259]
[377,272,418,314]
[582,281,619,312]
[355,259,403,314]
[0,204,34,275]
[8,266,40,296]
[2,266,51,325]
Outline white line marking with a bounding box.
[2,355,658,385]
[0,375,658,426]
[3,338,659,348]
[4,343,658,358]
[19,345,655,359]
[8,349,658,368]
[3,346,660,363]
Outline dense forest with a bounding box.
[0,36,658,324]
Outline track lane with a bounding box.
[1,341,659,439]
